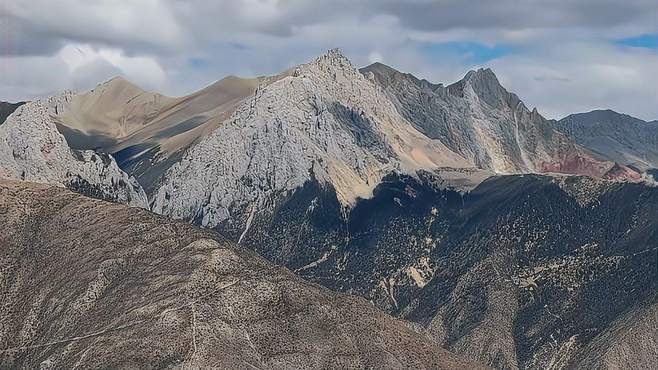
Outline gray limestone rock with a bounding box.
[0,94,147,208]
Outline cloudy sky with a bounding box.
[1,0,657,120]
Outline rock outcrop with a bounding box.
[0,101,26,124]
[54,75,262,193]
[0,180,487,370]
[0,95,147,207]
[553,109,658,171]
[152,49,469,228]
[361,63,638,179]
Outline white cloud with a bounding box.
[368,51,384,64]
[0,0,656,120]
[489,43,658,120]
[0,43,166,101]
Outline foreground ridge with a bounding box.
[0,180,488,369]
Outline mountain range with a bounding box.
[1,49,656,369]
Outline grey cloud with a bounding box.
[0,19,64,56]
[5,0,656,58]
[0,0,656,121]
[378,0,657,31]
[534,76,571,82]
[0,0,185,56]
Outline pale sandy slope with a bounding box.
[54,75,262,190]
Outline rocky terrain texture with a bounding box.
[3,50,634,220]
[360,62,637,180]
[150,51,641,233]
[1,48,655,369]
[0,101,25,124]
[552,109,658,172]
[54,75,262,193]
[568,300,658,369]
[152,49,469,229]
[0,96,147,207]
[229,172,657,370]
[0,180,487,370]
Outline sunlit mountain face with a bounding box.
[1,1,657,369]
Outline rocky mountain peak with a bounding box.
[553,109,658,170]
[293,48,355,79]
[464,67,499,84]
[0,94,148,207]
[92,75,147,97]
[151,49,470,228]
[316,48,352,67]
[560,109,652,127]
[449,67,511,109]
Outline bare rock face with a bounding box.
[0,95,147,207]
[360,63,638,180]
[0,101,26,124]
[152,49,469,228]
[54,75,262,193]
[0,180,487,370]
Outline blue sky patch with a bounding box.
[188,58,209,68]
[616,34,658,49]
[419,42,515,64]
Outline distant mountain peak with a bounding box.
[361,61,397,75]
[106,75,129,82]
[92,75,146,97]
[359,62,442,90]
[447,67,513,110]
[102,75,132,87]
[560,109,653,126]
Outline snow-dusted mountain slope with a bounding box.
[0,94,147,207]
[151,49,471,227]
[553,109,658,171]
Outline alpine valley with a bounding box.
[1,49,656,369]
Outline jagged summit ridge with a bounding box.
[465,67,497,80]
[149,51,641,231]
[151,49,469,228]
[2,49,642,220]
[362,61,636,179]
[447,67,521,111]
[313,48,352,67]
